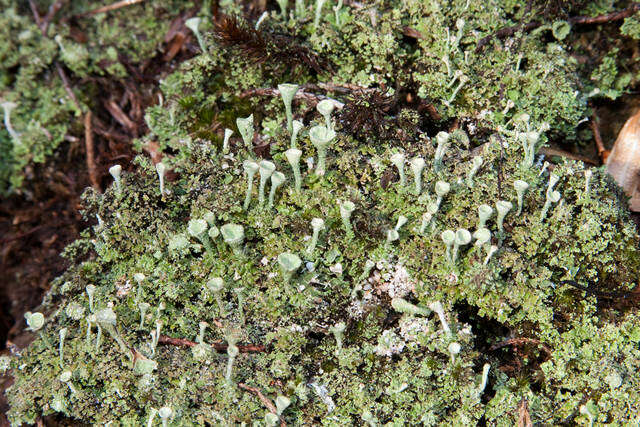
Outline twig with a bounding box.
[589,115,608,163]
[238,383,286,427]
[476,3,640,52]
[29,0,43,30]
[0,225,47,244]
[402,26,425,40]
[157,335,266,353]
[476,21,541,52]
[30,0,81,112]
[29,0,66,36]
[490,337,552,355]
[77,0,145,18]
[518,398,533,427]
[42,0,66,35]
[104,99,137,133]
[239,87,344,108]
[55,62,82,111]
[84,111,101,191]
[571,3,640,25]
[539,147,598,165]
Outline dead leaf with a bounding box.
[606,109,640,211]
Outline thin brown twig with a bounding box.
[490,337,552,355]
[238,87,344,108]
[589,115,608,163]
[157,335,266,353]
[539,147,598,165]
[28,0,43,30]
[29,0,81,113]
[571,3,640,25]
[55,62,82,111]
[476,3,640,52]
[104,99,137,133]
[41,0,66,35]
[84,111,100,191]
[518,398,533,427]
[238,383,286,427]
[77,0,145,18]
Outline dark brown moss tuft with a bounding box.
[212,14,330,74]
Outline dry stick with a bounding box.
[30,5,82,112]
[490,337,552,355]
[77,0,145,18]
[238,87,345,108]
[84,111,101,191]
[589,115,608,164]
[238,383,286,427]
[41,0,66,35]
[476,2,640,52]
[55,63,82,111]
[157,335,266,353]
[571,3,640,25]
[538,147,598,165]
[517,398,533,427]
[28,0,43,29]
[29,0,67,38]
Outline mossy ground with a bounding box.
[4,0,640,425]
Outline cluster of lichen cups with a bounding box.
[30,79,583,425]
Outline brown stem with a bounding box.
[238,87,344,109]
[84,111,101,191]
[42,0,67,35]
[571,3,640,25]
[538,147,598,165]
[238,383,286,427]
[77,0,145,18]
[517,398,533,427]
[29,0,43,31]
[158,335,266,353]
[589,115,609,163]
[490,337,552,355]
[476,3,640,52]
[55,62,82,111]
[30,0,82,112]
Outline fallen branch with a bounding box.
[84,111,101,191]
[158,335,266,353]
[238,383,286,427]
[490,337,552,355]
[476,3,640,52]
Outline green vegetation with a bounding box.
[5,0,640,425]
[0,0,197,194]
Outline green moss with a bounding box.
[0,0,196,195]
